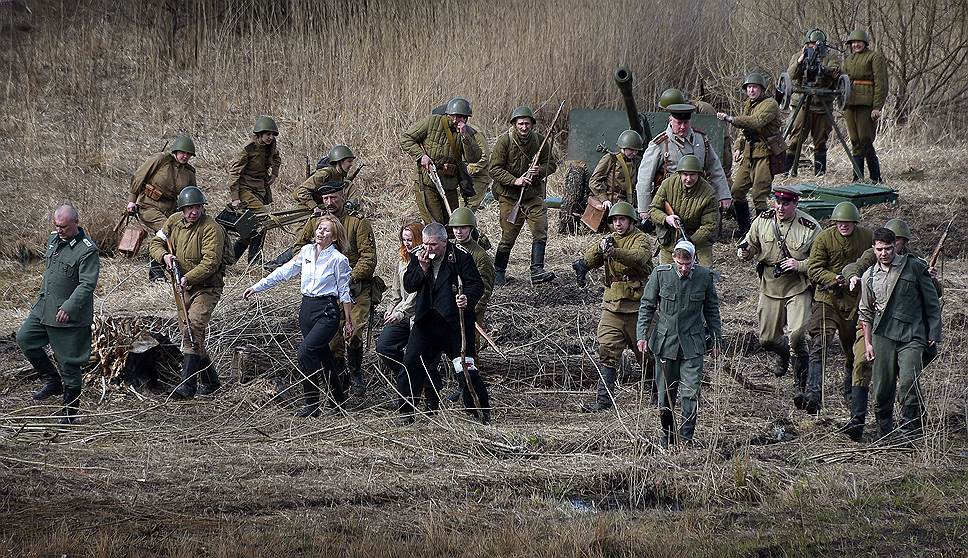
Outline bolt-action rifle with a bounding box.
[165,237,195,348]
[507,101,565,224]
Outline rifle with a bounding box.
[347,162,366,181]
[662,201,688,243]
[928,217,953,268]
[421,146,454,218]
[457,278,484,423]
[304,155,311,179]
[507,100,565,224]
[165,238,195,348]
[475,322,507,360]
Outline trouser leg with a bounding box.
[298,297,344,410]
[17,316,63,400]
[677,355,704,442]
[749,157,774,213]
[656,358,681,446]
[871,334,898,438]
[896,340,926,434]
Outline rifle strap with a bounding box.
[772,217,791,262]
[443,121,460,161]
[616,153,633,202]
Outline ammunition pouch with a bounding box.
[143,183,172,202]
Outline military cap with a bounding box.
[772,184,802,200]
[666,103,695,120]
[884,218,912,240]
[315,180,346,196]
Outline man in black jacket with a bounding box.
[399,223,489,423]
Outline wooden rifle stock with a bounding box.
[928,218,953,268]
[165,238,195,348]
[507,101,566,224]
[421,147,453,217]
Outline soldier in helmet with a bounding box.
[843,28,889,182]
[637,100,731,229]
[431,99,491,211]
[648,155,720,266]
[804,202,873,414]
[400,98,483,224]
[785,30,841,175]
[659,87,734,178]
[737,185,820,402]
[227,116,282,263]
[586,129,644,228]
[17,205,100,424]
[149,187,232,400]
[572,202,653,412]
[489,106,558,286]
[716,73,783,235]
[126,135,197,281]
[293,144,358,210]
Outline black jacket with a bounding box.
[404,241,484,329]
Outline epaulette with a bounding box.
[757,209,776,219]
[82,238,93,248]
[692,127,706,135]
[652,132,668,144]
[655,263,673,271]
[798,216,818,229]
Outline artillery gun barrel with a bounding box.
[614,67,645,137]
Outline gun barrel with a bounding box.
[614,67,644,137]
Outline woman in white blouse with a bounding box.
[376,222,422,391]
[244,215,354,417]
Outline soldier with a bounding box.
[289,180,377,398]
[648,155,719,266]
[737,185,819,403]
[399,223,488,424]
[149,187,231,399]
[858,227,941,440]
[843,29,889,182]
[17,205,100,424]
[126,135,197,281]
[572,202,653,412]
[716,73,783,235]
[489,106,557,286]
[292,145,357,210]
[587,130,644,226]
[804,202,873,413]
[636,240,722,446]
[400,98,483,224]
[785,30,841,175]
[637,102,731,228]
[431,99,491,211]
[227,116,282,263]
[659,87,734,178]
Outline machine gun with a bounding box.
[215,206,313,241]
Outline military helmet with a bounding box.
[616,129,644,150]
[169,135,195,156]
[608,201,637,221]
[509,106,536,123]
[448,207,478,228]
[253,116,279,134]
[445,97,473,117]
[742,72,769,89]
[658,88,687,109]
[176,186,207,209]
[805,29,826,44]
[676,154,703,173]
[846,29,871,45]
[884,218,912,240]
[830,201,861,222]
[328,144,355,163]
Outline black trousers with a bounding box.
[297,295,345,404]
[399,311,488,414]
[377,320,411,385]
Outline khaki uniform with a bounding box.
[843,48,889,157]
[589,152,640,206]
[17,229,100,391]
[462,126,491,210]
[742,209,819,362]
[649,175,718,265]
[489,128,556,252]
[805,224,873,405]
[400,115,483,223]
[785,51,840,156]
[457,238,494,323]
[227,140,282,212]
[694,100,734,177]
[128,152,197,233]
[730,96,782,211]
[292,165,350,210]
[636,124,730,212]
[149,213,229,356]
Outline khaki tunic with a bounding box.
[649,175,718,265]
[844,47,890,157]
[785,51,840,155]
[457,238,494,321]
[589,152,640,205]
[227,140,282,211]
[462,126,491,210]
[636,124,730,212]
[129,152,197,233]
[731,96,782,209]
[292,165,350,210]
[489,128,556,251]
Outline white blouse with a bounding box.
[251,243,352,302]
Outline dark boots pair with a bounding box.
[457,369,491,424]
[27,354,79,424]
[791,353,809,409]
[172,354,220,400]
[851,155,882,183]
[494,242,555,287]
[297,366,346,418]
[581,366,617,413]
[232,232,266,265]
[842,386,869,442]
[763,339,790,377]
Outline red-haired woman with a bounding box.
[376,222,423,388]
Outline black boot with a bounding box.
[232,239,248,260]
[494,249,511,286]
[60,387,81,425]
[875,410,894,441]
[572,258,590,288]
[197,356,221,396]
[172,354,200,400]
[765,339,790,377]
[733,200,752,236]
[297,373,321,418]
[866,153,882,183]
[581,366,616,412]
[659,409,676,448]
[246,232,266,264]
[29,355,63,400]
[813,151,827,176]
[148,260,167,282]
[264,248,293,272]
[529,241,555,284]
[792,353,809,410]
[347,346,365,397]
[841,365,853,410]
[803,359,823,414]
[851,156,865,181]
[843,386,868,442]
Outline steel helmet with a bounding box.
[830,201,861,222]
[658,88,687,109]
[509,106,535,123]
[328,144,355,163]
[742,72,769,89]
[448,207,477,228]
[676,154,703,173]
[176,186,207,209]
[846,29,871,45]
[445,97,473,117]
[608,201,637,221]
[805,29,826,44]
[170,135,196,156]
[252,116,279,134]
[884,218,912,240]
[616,130,644,150]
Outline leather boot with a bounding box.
[172,354,200,399]
[264,248,293,272]
[843,386,868,442]
[232,239,248,260]
[659,409,676,448]
[851,156,865,181]
[899,404,924,437]
[247,232,266,264]
[347,346,365,397]
[197,356,221,396]
[792,354,809,409]
[875,410,894,441]
[529,241,555,284]
[803,359,823,414]
[29,354,63,400]
[765,339,790,377]
[813,151,827,176]
[841,365,853,410]
[581,366,616,412]
[866,153,882,183]
[60,387,81,425]
[494,249,511,286]
[148,260,167,282]
[733,200,752,236]
[572,258,590,288]
[297,373,321,417]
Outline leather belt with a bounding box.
[852,79,874,85]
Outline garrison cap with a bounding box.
[772,184,802,200]
[666,103,695,120]
[316,180,346,196]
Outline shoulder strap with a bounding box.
[442,121,460,160]
[615,153,633,201]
